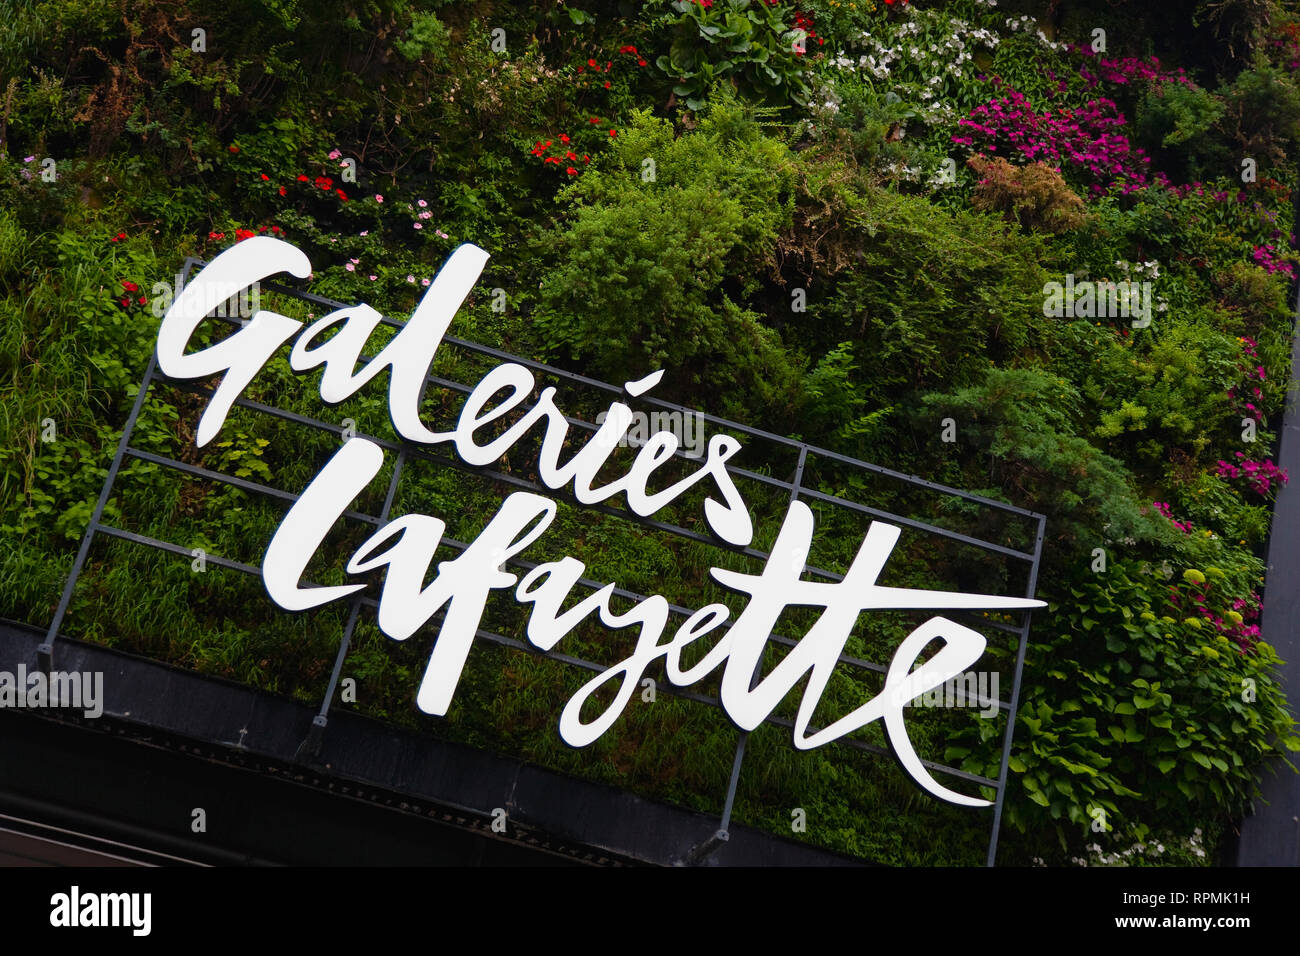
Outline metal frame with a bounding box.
[43,257,1047,866]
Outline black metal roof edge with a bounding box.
[0,620,863,867]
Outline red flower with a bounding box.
[208,231,225,240]
[121,280,140,293]
[637,58,646,66]
[619,45,638,55]
[609,129,617,137]
[604,81,611,89]
[119,298,129,308]
[565,151,578,161]
[582,155,590,163]
[257,225,266,232]
[234,228,255,241]
[589,117,601,124]
[336,189,348,201]
[138,296,146,305]
[296,174,309,182]
[259,173,269,181]
[587,58,598,68]
[278,186,286,196]
[314,176,333,190]
[228,145,239,153]
[560,134,570,144]
[566,167,577,175]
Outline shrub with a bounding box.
[968,155,1087,234]
[533,102,806,421]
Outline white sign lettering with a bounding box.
[158,237,1045,806]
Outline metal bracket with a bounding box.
[294,714,328,763]
[680,828,729,866]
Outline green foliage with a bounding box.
[819,188,1050,408]
[972,559,1297,851]
[653,0,812,109]
[1133,80,1222,166]
[1219,63,1300,168]
[534,101,806,420]
[394,11,451,63]
[918,367,1170,557]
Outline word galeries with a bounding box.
[158,236,1045,807]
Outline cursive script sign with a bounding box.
[157,237,1045,807]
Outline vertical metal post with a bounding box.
[295,371,430,762]
[41,353,160,673]
[692,446,809,864]
[986,513,1047,866]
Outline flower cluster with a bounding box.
[527,44,645,176]
[833,8,997,82]
[530,133,592,177]
[1072,48,1194,89]
[1250,244,1296,278]
[791,9,822,54]
[1217,453,1289,497]
[114,278,147,311]
[1004,14,1067,51]
[1226,338,1269,422]
[1170,572,1263,651]
[206,224,284,245]
[828,6,998,126]
[1153,500,1194,534]
[953,86,1165,194]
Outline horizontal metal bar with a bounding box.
[122,447,384,526]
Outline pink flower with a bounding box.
[413,222,423,230]
[417,199,428,208]
[360,230,368,236]
[374,194,384,203]
[406,274,416,283]
[328,149,342,160]
[421,278,430,287]
[369,274,377,281]
[419,210,432,219]
[345,263,355,272]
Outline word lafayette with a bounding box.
[157,237,1045,807]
